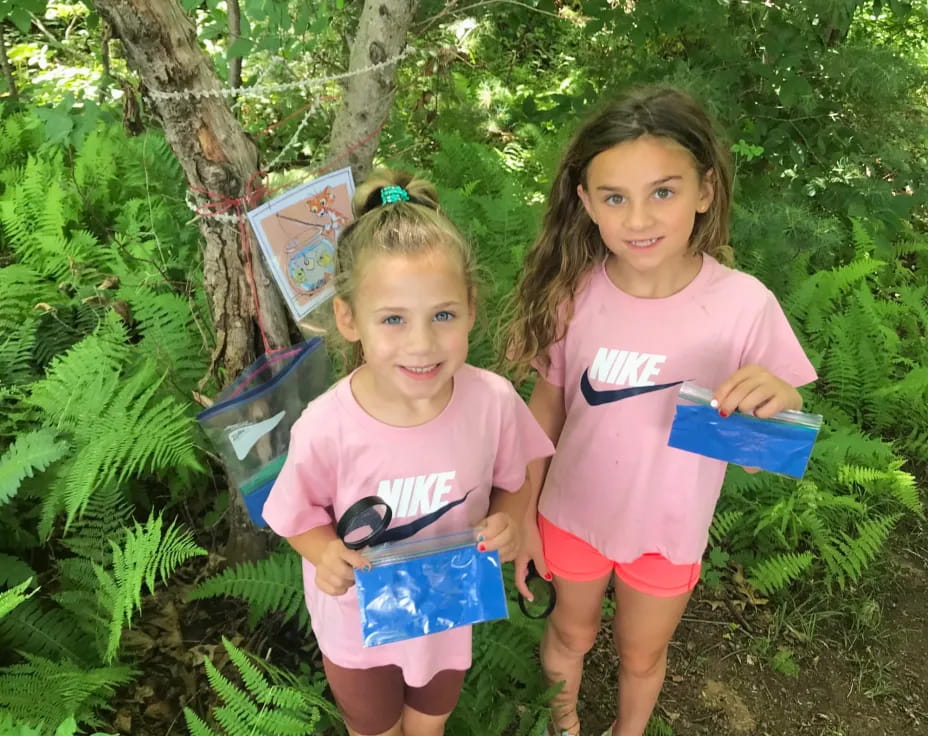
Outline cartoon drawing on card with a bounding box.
[247,167,355,320]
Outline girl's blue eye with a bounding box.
[383,315,403,325]
[654,187,673,200]
[605,194,624,205]
[434,310,455,322]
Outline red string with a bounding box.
[190,112,390,357]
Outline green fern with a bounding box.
[94,513,205,662]
[828,514,902,589]
[28,316,202,534]
[0,654,134,728]
[748,552,814,595]
[118,284,209,390]
[0,596,101,664]
[708,510,744,545]
[189,548,309,630]
[0,428,69,507]
[0,579,35,620]
[838,463,924,517]
[0,554,35,587]
[183,637,337,736]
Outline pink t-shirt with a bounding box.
[263,363,554,686]
[536,255,817,564]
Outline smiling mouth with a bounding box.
[399,363,442,379]
[627,237,662,248]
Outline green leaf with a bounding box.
[0,429,69,507]
[778,73,813,108]
[227,37,254,59]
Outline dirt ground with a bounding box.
[578,530,928,736]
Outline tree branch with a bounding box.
[227,0,243,91]
[0,22,17,101]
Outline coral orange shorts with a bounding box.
[538,515,701,598]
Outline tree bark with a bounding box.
[227,0,243,91]
[0,22,19,101]
[91,0,289,380]
[90,0,420,561]
[327,0,419,180]
[92,0,290,562]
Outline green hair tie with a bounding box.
[380,185,411,205]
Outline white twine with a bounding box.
[263,97,324,172]
[151,46,415,101]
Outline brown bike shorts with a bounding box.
[322,655,467,735]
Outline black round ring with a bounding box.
[336,495,392,550]
[518,564,557,619]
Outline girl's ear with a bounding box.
[333,297,360,342]
[576,183,597,224]
[697,169,715,214]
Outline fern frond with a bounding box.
[708,510,744,545]
[0,579,35,619]
[59,485,133,565]
[184,637,326,736]
[0,654,134,727]
[189,549,308,630]
[828,514,901,588]
[0,597,99,663]
[0,554,35,587]
[747,552,814,595]
[838,463,923,516]
[0,428,68,507]
[95,513,205,661]
[119,285,208,389]
[0,265,57,328]
[0,319,38,386]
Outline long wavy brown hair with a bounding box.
[502,87,733,382]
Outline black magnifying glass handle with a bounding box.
[517,560,557,619]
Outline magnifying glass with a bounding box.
[336,496,393,550]
[518,561,556,619]
[336,490,473,551]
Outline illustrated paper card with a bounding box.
[247,167,355,320]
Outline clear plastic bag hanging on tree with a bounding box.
[196,338,331,525]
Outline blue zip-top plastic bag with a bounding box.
[667,381,822,479]
[354,530,509,648]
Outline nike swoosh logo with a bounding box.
[580,369,682,406]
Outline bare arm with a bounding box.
[523,375,566,522]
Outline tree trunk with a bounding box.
[0,22,18,101]
[327,0,419,180]
[90,0,420,561]
[92,0,290,562]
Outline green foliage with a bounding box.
[0,429,68,507]
[0,654,134,728]
[0,579,35,620]
[189,547,309,630]
[0,106,212,731]
[94,514,206,661]
[183,637,339,736]
[2,0,927,732]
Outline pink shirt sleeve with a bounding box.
[262,413,336,538]
[492,382,556,491]
[740,289,818,387]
